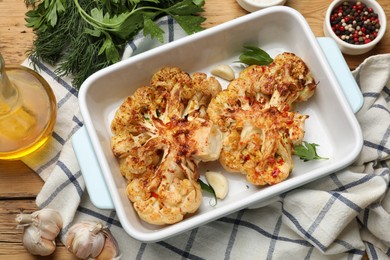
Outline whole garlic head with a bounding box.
[15,208,63,256]
[65,221,120,260]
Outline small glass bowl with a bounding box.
[0,64,57,160]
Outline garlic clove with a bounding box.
[33,209,63,240]
[89,233,106,258]
[36,218,61,241]
[205,171,229,199]
[96,230,121,260]
[22,225,56,256]
[211,64,235,81]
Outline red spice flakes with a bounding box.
[272,168,280,178]
[277,158,284,164]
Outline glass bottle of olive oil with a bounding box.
[0,53,56,160]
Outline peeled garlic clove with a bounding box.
[22,225,56,256]
[205,171,229,199]
[66,221,120,260]
[211,64,235,81]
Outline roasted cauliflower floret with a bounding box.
[207,78,269,132]
[240,52,316,111]
[207,52,315,186]
[111,67,222,225]
[218,107,307,185]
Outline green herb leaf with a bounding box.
[84,27,102,37]
[90,8,104,23]
[192,0,205,6]
[99,34,120,64]
[25,14,43,30]
[165,0,206,34]
[171,14,205,34]
[166,0,205,15]
[238,46,273,66]
[143,18,165,42]
[114,13,144,40]
[293,141,328,161]
[55,0,66,13]
[46,3,58,27]
[198,179,217,205]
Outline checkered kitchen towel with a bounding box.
[21,16,390,259]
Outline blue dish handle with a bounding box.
[72,37,363,210]
[317,37,363,113]
[71,127,115,209]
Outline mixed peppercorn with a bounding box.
[330,1,381,45]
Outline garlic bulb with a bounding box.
[15,208,63,256]
[66,221,120,260]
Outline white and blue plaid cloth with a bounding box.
[21,16,390,259]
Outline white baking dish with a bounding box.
[77,6,363,242]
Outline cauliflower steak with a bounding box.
[207,52,316,185]
[111,67,222,225]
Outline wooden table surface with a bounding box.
[0,0,389,258]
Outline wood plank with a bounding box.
[0,245,74,260]
[0,200,38,243]
[0,0,34,65]
[0,161,43,198]
[203,0,247,27]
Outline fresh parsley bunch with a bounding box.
[24,0,206,88]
